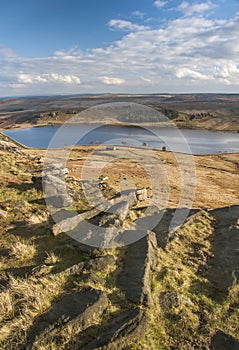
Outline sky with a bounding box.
[1,0,239,96]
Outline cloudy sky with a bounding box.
[1,0,239,96]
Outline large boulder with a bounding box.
[26,289,108,349]
[43,163,68,178]
[52,203,109,236]
[52,189,140,237]
[32,167,73,208]
[117,231,158,305]
[207,206,239,296]
[81,309,147,350]
[210,331,239,350]
[98,201,130,227]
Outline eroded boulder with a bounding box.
[81,309,147,350]
[117,231,158,305]
[210,331,239,350]
[26,289,108,349]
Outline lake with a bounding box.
[3,124,239,154]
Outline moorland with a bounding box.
[0,94,238,349]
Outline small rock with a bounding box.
[136,188,147,202]
[80,272,104,285]
[65,262,85,276]
[84,254,116,271]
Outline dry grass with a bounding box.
[134,211,238,349]
[44,251,61,265]
[0,144,238,349]
[66,146,239,210]
[0,274,66,348]
[10,240,36,261]
[0,291,14,323]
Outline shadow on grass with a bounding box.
[190,205,239,303]
[7,181,34,192]
[6,217,87,277]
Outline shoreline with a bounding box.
[1,120,239,134]
[1,130,239,157]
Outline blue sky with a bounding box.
[1,0,239,96]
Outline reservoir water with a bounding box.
[3,124,239,154]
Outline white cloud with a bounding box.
[18,73,81,84]
[154,1,168,8]
[100,76,126,85]
[0,47,16,58]
[213,63,239,82]
[132,11,145,18]
[108,19,148,31]
[49,74,81,84]
[141,77,152,82]
[177,1,216,17]
[176,68,209,80]
[1,3,239,95]
[18,74,33,84]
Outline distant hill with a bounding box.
[0,93,239,131]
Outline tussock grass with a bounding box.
[0,274,66,348]
[10,239,36,261]
[0,291,14,323]
[44,251,61,265]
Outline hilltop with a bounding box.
[0,93,239,132]
[0,138,238,349]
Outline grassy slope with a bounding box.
[0,145,238,349]
[136,210,239,349]
[0,147,127,349]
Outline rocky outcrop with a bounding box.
[32,163,81,209]
[210,331,239,350]
[52,188,145,238]
[98,201,130,228]
[52,203,109,236]
[64,254,116,276]
[80,309,147,350]
[207,206,239,296]
[117,231,158,305]
[81,179,116,205]
[26,289,108,349]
